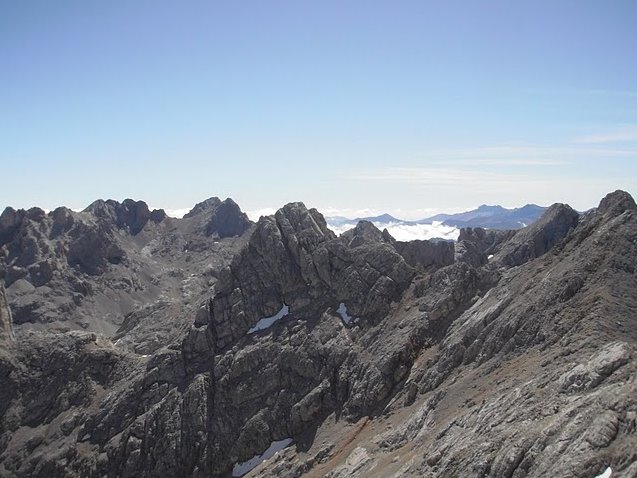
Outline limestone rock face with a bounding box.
[0,284,14,342]
[597,189,637,216]
[339,220,392,248]
[183,197,222,219]
[84,198,165,235]
[558,342,631,393]
[66,222,127,274]
[394,239,454,269]
[1,191,637,478]
[211,202,414,350]
[183,197,252,238]
[206,198,251,238]
[0,197,250,335]
[494,203,579,267]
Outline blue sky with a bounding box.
[1,1,636,219]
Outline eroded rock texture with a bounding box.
[1,191,636,478]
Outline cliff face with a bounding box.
[0,197,253,345]
[1,191,636,478]
[0,284,13,342]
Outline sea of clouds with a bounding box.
[327,221,460,242]
[163,207,460,242]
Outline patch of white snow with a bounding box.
[247,305,289,334]
[232,438,293,477]
[595,467,612,478]
[337,303,358,325]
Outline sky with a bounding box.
[1,0,637,220]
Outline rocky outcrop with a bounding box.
[245,191,635,478]
[0,207,21,246]
[202,204,434,474]
[454,227,516,267]
[66,222,126,274]
[182,197,252,238]
[339,220,393,247]
[1,191,637,478]
[394,239,454,269]
[339,220,454,270]
[211,202,414,350]
[558,342,631,393]
[597,189,637,216]
[206,198,251,238]
[0,283,14,342]
[84,199,165,235]
[494,203,579,267]
[183,197,222,219]
[0,196,249,332]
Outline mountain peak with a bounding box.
[206,198,252,238]
[183,197,222,218]
[597,190,636,216]
[84,198,165,235]
[356,213,399,223]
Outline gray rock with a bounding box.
[183,197,222,219]
[495,203,579,267]
[2,190,637,478]
[206,198,251,238]
[395,239,454,269]
[340,220,392,248]
[0,283,14,342]
[597,189,637,216]
[558,342,631,393]
[84,198,165,235]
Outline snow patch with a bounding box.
[232,438,293,477]
[595,467,612,478]
[337,303,358,325]
[247,305,289,334]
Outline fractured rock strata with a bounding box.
[1,191,636,477]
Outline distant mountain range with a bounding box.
[327,204,548,231]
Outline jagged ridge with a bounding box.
[0,191,636,478]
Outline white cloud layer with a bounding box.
[328,221,460,242]
[164,207,191,218]
[246,208,278,221]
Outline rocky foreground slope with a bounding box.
[0,191,636,477]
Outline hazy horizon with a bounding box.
[0,189,611,224]
[2,2,636,215]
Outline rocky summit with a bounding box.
[1,191,636,477]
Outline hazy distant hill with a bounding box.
[419,203,547,229]
[327,213,400,227]
[327,203,547,231]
